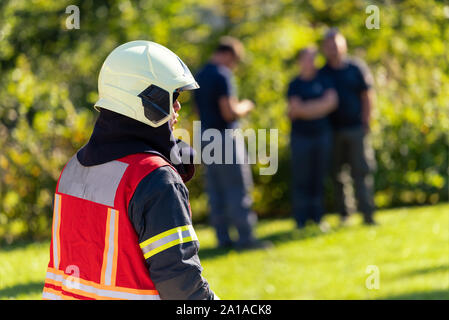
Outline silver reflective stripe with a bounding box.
[46,271,160,300]
[140,225,198,259]
[141,229,194,255]
[43,291,62,300]
[104,209,117,286]
[52,194,61,269]
[58,156,128,206]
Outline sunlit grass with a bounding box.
[0,204,448,300]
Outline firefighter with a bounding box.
[42,40,217,300]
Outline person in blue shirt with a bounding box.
[287,47,338,230]
[194,37,271,250]
[319,29,377,225]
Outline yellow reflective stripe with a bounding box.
[47,267,158,295]
[101,208,119,286]
[139,225,198,260]
[42,287,64,300]
[45,268,160,300]
[139,225,191,249]
[43,286,78,300]
[52,194,62,269]
[144,235,196,259]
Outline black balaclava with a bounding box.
[77,108,195,182]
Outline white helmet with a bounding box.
[94,40,199,127]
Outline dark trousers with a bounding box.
[332,126,376,220]
[291,131,332,228]
[202,130,256,246]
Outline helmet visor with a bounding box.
[138,84,173,125]
[138,82,198,126]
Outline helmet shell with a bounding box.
[95,40,198,127]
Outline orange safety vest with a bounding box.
[43,153,175,300]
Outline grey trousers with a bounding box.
[291,131,332,227]
[202,130,256,246]
[332,126,376,220]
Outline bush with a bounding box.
[0,0,448,241]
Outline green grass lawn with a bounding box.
[1,204,448,300]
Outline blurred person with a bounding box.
[194,37,271,250]
[43,41,218,300]
[287,47,338,230]
[319,29,377,225]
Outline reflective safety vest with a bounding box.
[43,153,182,300]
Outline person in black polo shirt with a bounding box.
[194,37,271,250]
[287,47,338,230]
[319,29,377,225]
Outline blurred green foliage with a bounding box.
[0,0,448,241]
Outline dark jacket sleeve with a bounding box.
[351,58,374,91]
[128,165,215,300]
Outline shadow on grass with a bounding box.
[0,238,49,252]
[258,226,324,244]
[0,240,32,252]
[0,281,44,299]
[199,226,324,260]
[199,246,235,260]
[381,289,449,300]
[404,265,449,277]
